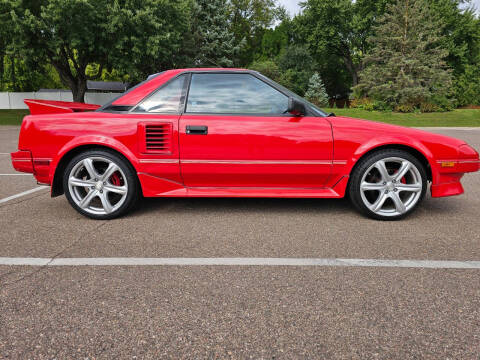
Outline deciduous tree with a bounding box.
[229,0,283,66]
[10,0,193,102]
[297,0,389,88]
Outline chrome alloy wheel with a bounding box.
[67,156,128,215]
[359,157,423,217]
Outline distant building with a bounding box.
[86,81,129,93]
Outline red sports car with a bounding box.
[11,68,480,220]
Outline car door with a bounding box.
[129,73,188,187]
[179,72,333,188]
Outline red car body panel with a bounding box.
[11,68,480,201]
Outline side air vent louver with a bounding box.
[142,123,172,153]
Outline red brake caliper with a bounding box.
[110,172,121,186]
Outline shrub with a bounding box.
[304,73,329,107]
[420,102,441,113]
[395,104,416,113]
[350,98,391,111]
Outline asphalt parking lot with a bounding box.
[1,125,479,358]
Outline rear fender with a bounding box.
[50,135,140,185]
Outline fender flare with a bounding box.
[344,135,437,182]
[49,135,140,182]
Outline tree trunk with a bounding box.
[10,55,17,91]
[51,61,87,103]
[71,77,87,103]
[343,53,360,87]
[0,52,4,87]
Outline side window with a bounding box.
[186,73,289,114]
[135,74,187,113]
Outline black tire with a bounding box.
[63,149,140,220]
[348,149,427,220]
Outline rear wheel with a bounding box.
[349,149,427,220]
[63,150,139,220]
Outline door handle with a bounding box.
[186,125,208,135]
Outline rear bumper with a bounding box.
[11,150,52,185]
[11,150,34,173]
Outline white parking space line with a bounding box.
[0,174,31,176]
[1,257,480,269]
[0,153,11,155]
[0,186,48,205]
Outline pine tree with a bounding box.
[192,0,244,67]
[355,0,453,111]
[304,73,329,107]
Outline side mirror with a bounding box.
[287,97,306,116]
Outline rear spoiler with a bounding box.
[24,99,100,115]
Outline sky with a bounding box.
[276,0,480,16]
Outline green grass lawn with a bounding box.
[0,109,29,125]
[324,108,480,127]
[1,108,479,127]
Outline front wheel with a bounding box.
[349,150,427,220]
[63,150,139,220]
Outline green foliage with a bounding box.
[355,0,454,112]
[9,0,193,101]
[190,0,244,67]
[419,102,441,113]
[10,0,117,101]
[454,63,480,106]
[304,73,329,107]
[254,18,293,61]
[229,0,283,66]
[1,58,63,91]
[430,0,480,76]
[296,0,390,88]
[276,44,315,96]
[249,60,281,80]
[108,0,193,84]
[350,98,391,111]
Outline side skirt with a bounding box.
[138,173,349,199]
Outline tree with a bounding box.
[229,0,283,66]
[10,0,193,102]
[0,0,14,89]
[454,63,480,106]
[355,0,453,111]
[254,18,293,61]
[10,0,115,102]
[109,0,194,84]
[304,73,329,107]
[297,0,390,88]
[429,0,480,105]
[190,0,244,67]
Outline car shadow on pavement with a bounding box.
[134,197,353,216]
[130,193,467,220]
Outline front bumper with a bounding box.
[431,158,480,198]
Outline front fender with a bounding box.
[346,135,437,181]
